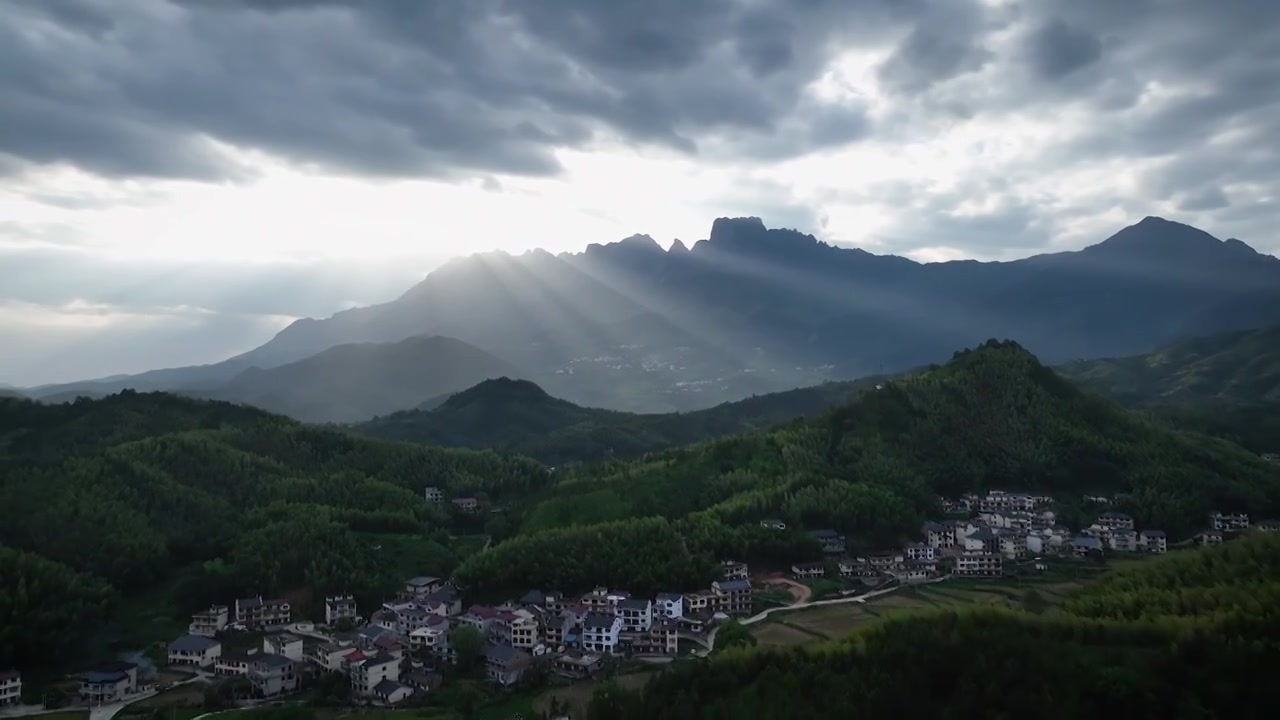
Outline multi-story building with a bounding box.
[80,661,137,704]
[494,608,541,650]
[235,596,291,630]
[996,530,1028,559]
[458,605,500,635]
[904,543,937,562]
[617,598,653,632]
[451,497,479,512]
[654,592,684,620]
[1098,512,1135,531]
[408,616,451,655]
[1109,529,1138,552]
[189,605,229,637]
[1211,512,1250,531]
[898,560,935,584]
[310,643,354,672]
[263,633,305,662]
[0,671,21,707]
[720,560,749,581]
[1071,536,1104,557]
[792,561,826,578]
[838,557,877,578]
[423,487,444,503]
[249,655,299,698]
[483,644,531,687]
[214,652,253,676]
[168,634,222,667]
[954,551,1002,578]
[683,591,714,616]
[759,518,787,530]
[324,595,359,625]
[712,580,752,616]
[582,612,623,655]
[922,521,955,549]
[348,652,400,697]
[1199,529,1225,546]
[1139,529,1167,553]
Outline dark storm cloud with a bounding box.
[1178,188,1231,212]
[0,0,935,181]
[1023,20,1103,79]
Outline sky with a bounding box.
[3,0,1279,386]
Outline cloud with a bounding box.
[1022,20,1103,79]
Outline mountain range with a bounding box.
[21,215,1280,417]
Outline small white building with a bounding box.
[263,633,305,662]
[423,487,444,503]
[1109,529,1138,552]
[168,634,222,668]
[997,530,1028,559]
[654,592,684,620]
[720,560,749,581]
[1139,529,1167,553]
[189,605,229,637]
[904,543,936,562]
[408,616,451,654]
[581,612,623,655]
[791,561,826,579]
[349,652,401,697]
[0,670,21,707]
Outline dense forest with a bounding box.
[588,533,1280,719]
[508,342,1279,551]
[356,376,879,465]
[1058,324,1280,405]
[0,391,548,671]
[5,341,1277,670]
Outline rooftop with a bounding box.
[253,654,293,669]
[617,598,651,612]
[169,634,220,653]
[373,679,406,696]
[714,579,751,592]
[406,575,440,587]
[583,611,619,630]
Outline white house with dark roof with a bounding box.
[712,579,752,616]
[349,651,401,697]
[961,525,997,552]
[792,561,825,578]
[955,551,1002,577]
[404,576,443,595]
[483,643,531,686]
[263,633,304,662]
[325,595,359,625]
[408,616,451,655]
[582,612,623,654]
[996,529,1027,559]
[168,634,222,667]
[236,596,291,630]
[654,592,684,620]
[1199,528,1225,545]
[720,560,749,581]
[922,521,955,549]
[617,598,653,632]
[249,654,299,698]
[1211,512,1250,531]
[189,605,229,637]
[372,679,413,705]
[1071,535,1104,557]
[1139,529,1167,553]
[80,661,137,703]
[0,670,22,707]
[1098,511,1135,530]
[904,542,937,562]
[423,487,444,503]
[1109,528,1139,552]
[809,529,846,554]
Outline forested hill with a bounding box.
[0,392,549,672]
[589,533,1280,719]
[483,341,1280,590]
[356,376,879,465]
[1058,324,1280,405]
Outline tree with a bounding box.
[716,620,757,651]
[451,625,484,675]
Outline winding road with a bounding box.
[690,574,951,655]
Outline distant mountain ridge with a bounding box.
[186,335,521,423]
[1058,325,1280,405]
[357,375,881,464]
[25,216,1280,413]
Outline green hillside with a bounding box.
[1058,325,1280,405]
[449,341,1280,597]
[591,533,1280,719]
[0,391,548,672]
[357,375,881,465]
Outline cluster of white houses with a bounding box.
[791,491,1178,582]
[422,487,480,513]
[158,563,752,705]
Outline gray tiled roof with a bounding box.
[169,634,220,653]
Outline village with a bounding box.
[3,490,1276,718]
